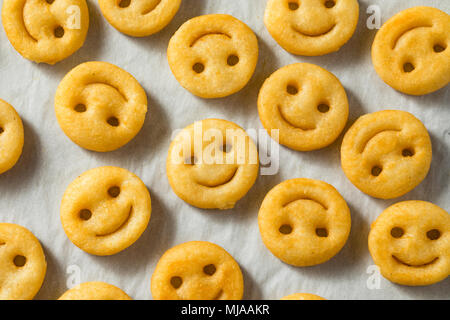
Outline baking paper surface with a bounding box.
[0,0,448,300]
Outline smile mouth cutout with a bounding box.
[213,289,223,300]
[197,167,239,188]
[392,255,439,268]
[278,105,316,131]
[292,24,336,37]
[96,206,133,237]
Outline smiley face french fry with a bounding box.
[341,110,432,199]
[166,119,259,210]
[0,99,24,175]
[258,178,351,267]
[369,201,450,286]
[60,166,151,256]
[264,0,359,56]
[0,223,47,300]
[55,61,148,152]
[2,0,89,64]
[151,241,244,300]
[258,63,349,151]
[98,0,181,37]
[372,6,450,95]
[167,14,258,98]
[59,282,132,300]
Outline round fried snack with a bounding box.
[60,166,151,256]
[59,281,132,300]
[0,99,24,174]
[264,0,359,56]
[2,0,89,64]
[167,14,259,98]
[0,223,47,300]
[55,61,148,152]
[258,63,349,151]
[372,6,450,95]
[98,0,181,37]
[151,241,244,300]
[341,110,432,199]
[282,293,326,300]
[258,178,351,267]
[369,201,449,286]
[166,119,259,210]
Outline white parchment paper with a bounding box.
[0,0,448,300]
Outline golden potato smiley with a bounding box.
[59,281,132,300]
[372,6,450,95]
[0,223,47,300]
[258,178,351,267]
[369,201,449,286]
[2,0,89,64]
[166,119,259,210]
[0,99,24,175]
[264,0,359,56]
[258,63,349,151]
[281,293,326,300]
[55,61,148,152]
[341,110,432,199]
[167,14,259,98]
[98,0,182,37]
[151,241,244,300]
[60,166,151,256]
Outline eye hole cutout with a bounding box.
[288,1,299,10]
[54,26,65,38]
[371,166,382,177]
[427,229,441,240]
[286,84,299,95]
[222,144,232,153]
[279,224,293,235]
[185,155,198,165]
[316,228,328,237]
[107,116,120,127]
[170,276,182,289]
[79,209,92,221]
[0,127,3,134]
[118,0,131,8]
[227,55,239,67]
[13,255,27,267]
[433,44,446,53]
[193,63,205,74]
[325,0,336,8]
[108,186,121,198]
[46,0,55,4]
[403,62,415,73]
[391,227,404,238]
[74,104,86,113]
[203,264,217,276]
[402,148,415,157]
[318,103,330,113]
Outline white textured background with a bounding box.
[0,0,448,300]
